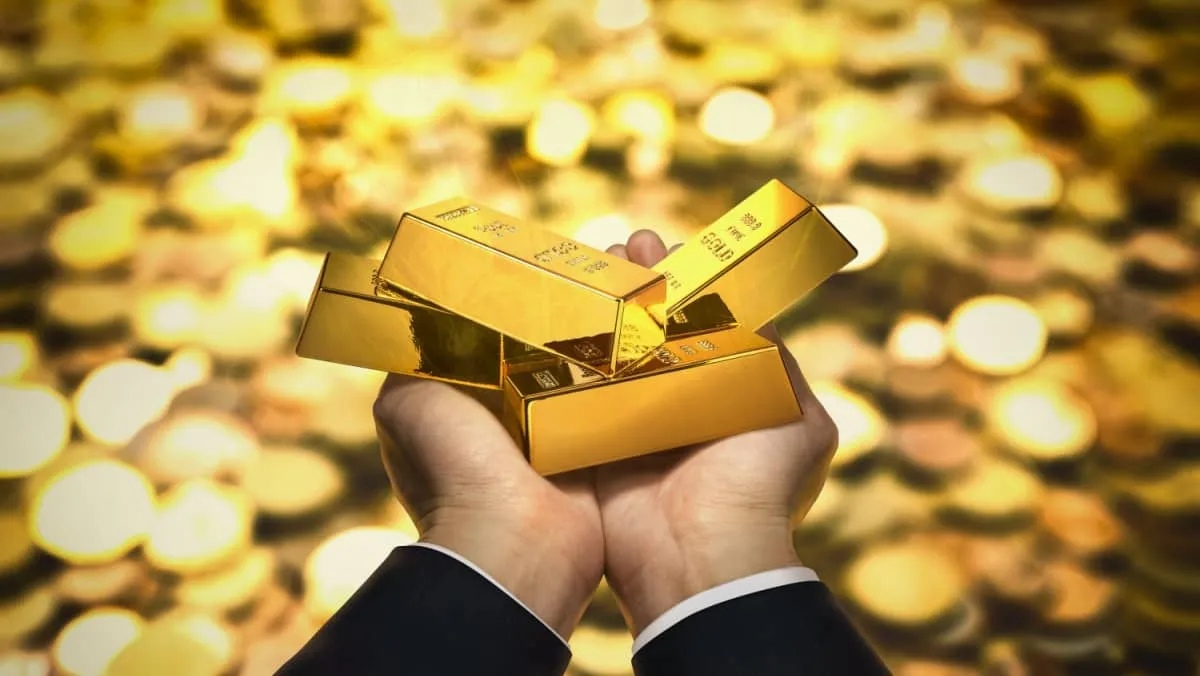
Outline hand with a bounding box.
[373,377,603,637]
[597,230,839,634]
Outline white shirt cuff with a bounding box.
[631,566,820,655]
[405,542,569,650]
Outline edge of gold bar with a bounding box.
[654,179,858,330]
[296,252,512,389]
[504,327,802,475]
[377,197,667,376]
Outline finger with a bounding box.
[668,242,684,254]
[606,243,629,260]
[626,230,668,267]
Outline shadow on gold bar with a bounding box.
[297,252,524,389]
[655,179,859,330]
[504,327,801,475]
[377,197,667,375]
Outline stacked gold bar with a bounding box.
[297,180,857,474]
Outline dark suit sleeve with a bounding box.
[276,545,571,676]
[632,581,890,676]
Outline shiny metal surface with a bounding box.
[654,179,858,330]
[377,197,666,375]
[505,327,802,475]
[296,252,512,389]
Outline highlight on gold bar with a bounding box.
[377,197,667,376]
[296,252,512,389]
[653,179,858,330]
[503,327,802,476]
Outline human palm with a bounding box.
[596,232,838,632]
[374,377,604,635]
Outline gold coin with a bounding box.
[106,611,234,676]
[1039,489,1123,557]
[1042,561,1116,626]
[244,446,345,518]
[845,542,966,627]
[176,547,276,614]
[145,480,254,575]
[0,585,58,644]
[944,457,1043,525]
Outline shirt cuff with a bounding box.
[405,542,570,650]
[631,566,820,655]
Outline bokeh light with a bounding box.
[74,359,178,446]
[947,295,1047,376]
[304,527,415,621]
[0,383,70,477]
[988,378,1097,461]
[699,87,774,146]
[0,1,1193,671]
[0,331,38,381]
[106,611,234,676]
[812,381,887,469]
[961,152,1062,213]
[145,480,254,574]
[602,89,674,142]
[820,204,888,272]
[119,82,201,150]
[527,99,595,166]
[29,459,157,564]
[594,0,651,31]
[886,314,947,367]
[52,607,145,676]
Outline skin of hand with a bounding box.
[373,378,603,637]
[598,230,839,634]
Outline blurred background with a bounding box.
[0,0,1197,674]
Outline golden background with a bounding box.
[0,0,1197,674]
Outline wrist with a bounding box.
[616,519,801,634]
[422,505,600,638]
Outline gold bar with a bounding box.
[377,197,667,376]
[504,327,802,475]
[653,179,858,329]
[296,252,532,389]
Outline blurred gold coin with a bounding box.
[137,411,260,485]
[29,459,157,565]
[944,457,1043,527]
[106,611,234,676]
[176,547,276,614]
[0,511,34,573]
[303,527,414,621]
[244,446,344,518]
[145,480,254,575]
[52,607,143,676]
[1039,489,1123,558]
[987,378,1096,463]
[56,559,147,606]
[0,88,73,171]
[43,282,131,332]
[0,383,69,478]
[845,542,966,627]
[0,585,58,644]
[1042,561,1116,626]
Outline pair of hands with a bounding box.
[372,231,839,638]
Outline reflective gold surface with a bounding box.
[296,252,512,389]
[2,0,1193,671]
[654,179,858,329]
[505,327,801,475]
[378,197,666,375]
